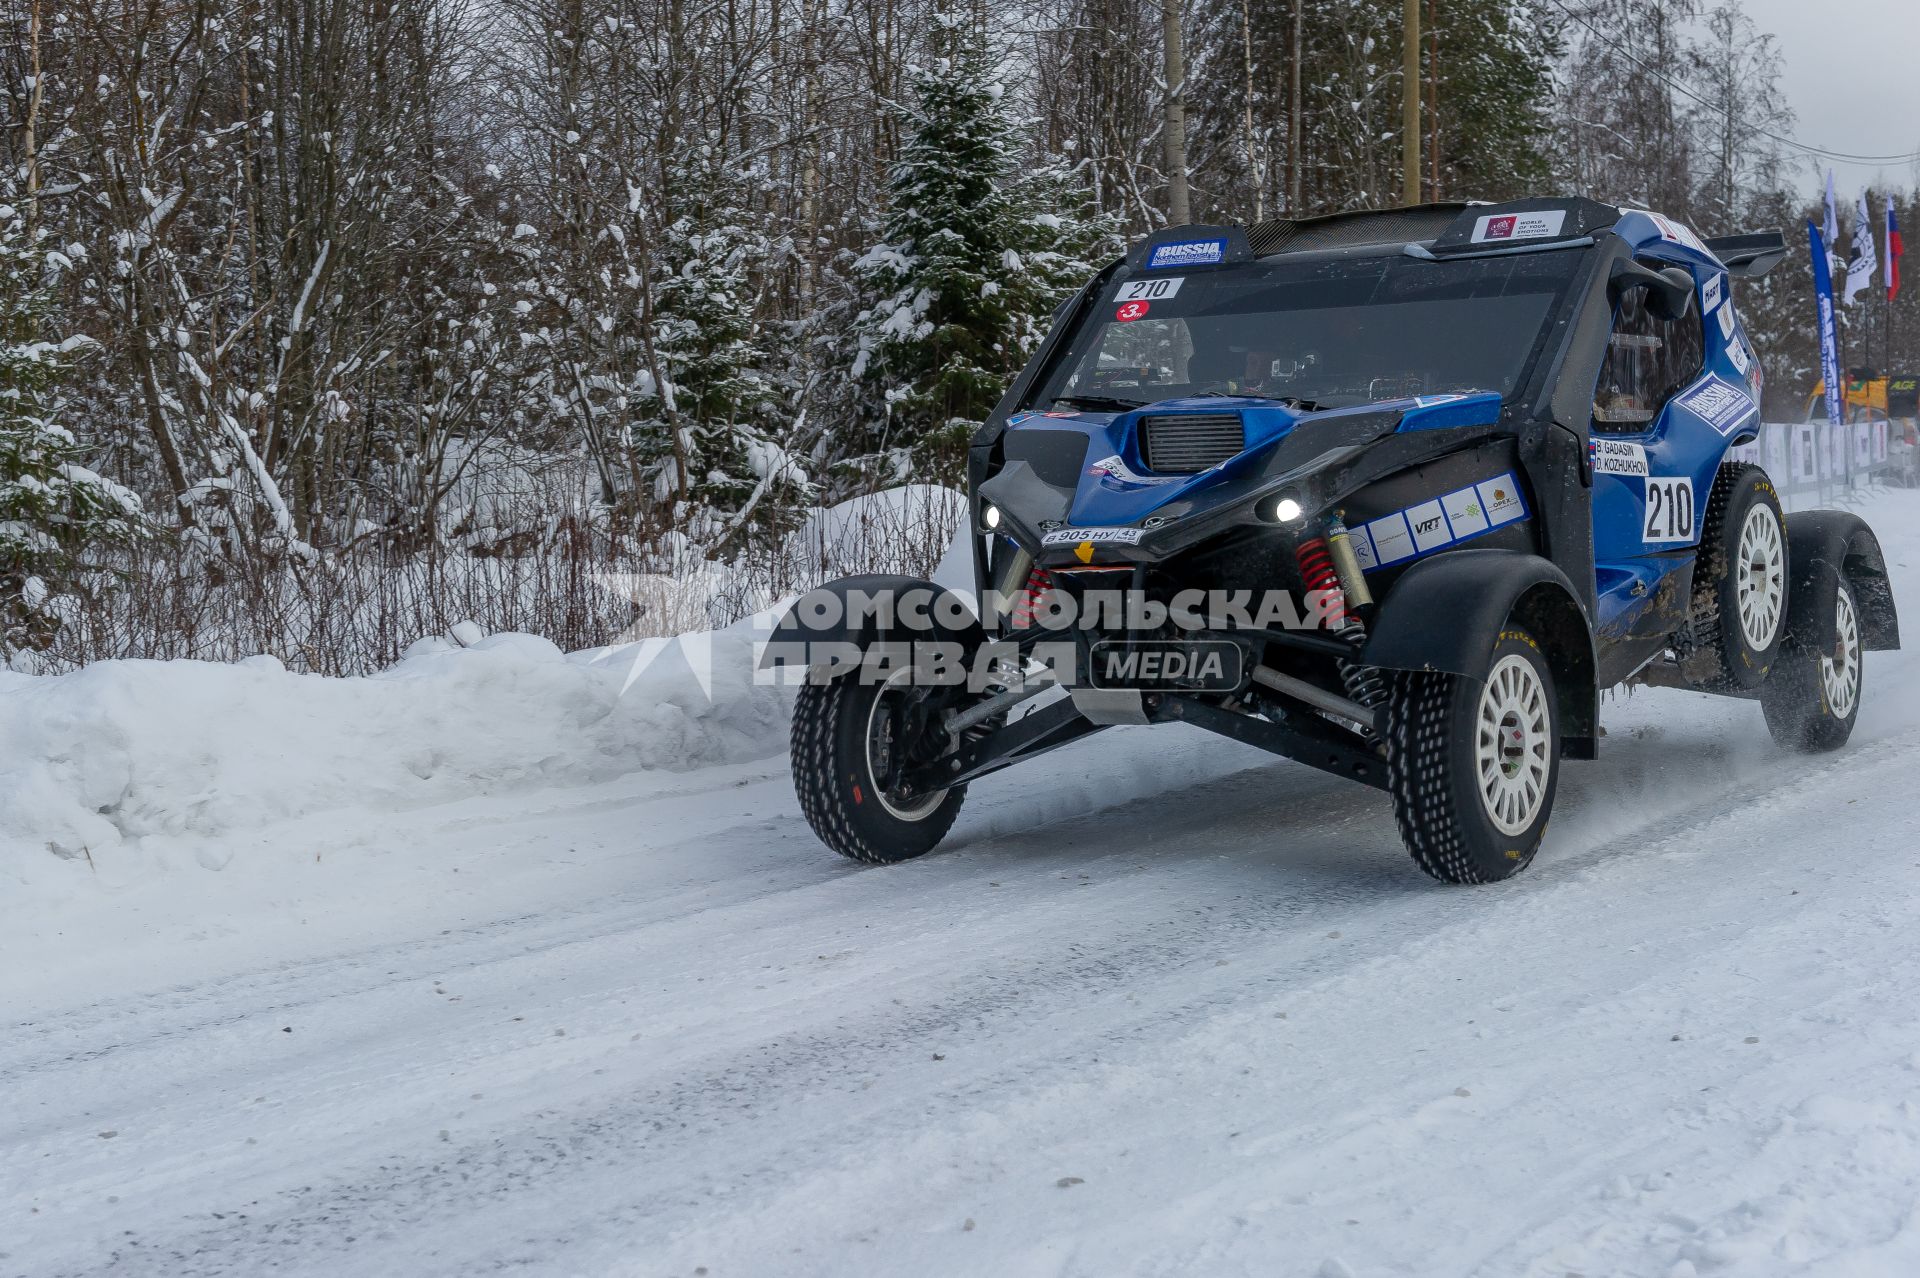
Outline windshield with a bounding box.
[1037,248,1586,412]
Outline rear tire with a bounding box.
[1681,464,1786,690]
[1761,575,1864,753]
[1384,627,1561,884]
[791,666,965,864]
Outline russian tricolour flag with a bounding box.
[1888,197,1904,302]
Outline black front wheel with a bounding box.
[1760,575,1864,753]
[1383,627,1561,884]
[791,665,966,864]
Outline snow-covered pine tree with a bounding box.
[0,206,141,657]
[642,151,809,551]
[851,9,1117,478]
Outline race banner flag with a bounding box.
[1810,220,1845,426]
[1846,189,1879,305]
[1825,170,1844,274]
[1888,196,1904,301]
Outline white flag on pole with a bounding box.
[1846,189,1879,304]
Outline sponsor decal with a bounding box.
[1591,438,1649,477]
[1470,209,1567,244]
[1702,272,1724,313]
[1439,487,1489,537]
[1405,499,1452,552]
[1041,525,1146,547]
[1477,477,1526,526]
[1146,238,1226,269]
[1643,476,1695,544]
[1348,526,1379,570]
[1625,208,1710,255]
[1413,393,1468,407]
[1673,373,1760,437]
[1115,300,1151,322]
[1725,338,1751,376]
[1717,301,1737,340]
[1115,276,1185,303]
[1087,454,1180,487]
[1365,511,1416,565]
[1357,472,1528,571]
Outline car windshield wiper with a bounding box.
[1049,394,1145,412]
[1191,391,1332,412]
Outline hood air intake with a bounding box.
[1140,413,1246,473]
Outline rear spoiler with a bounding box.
[1704,232,1789,279]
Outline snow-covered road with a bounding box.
[10,499,1920,1277]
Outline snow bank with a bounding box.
[0,629,784,886]
[0,486,976,893]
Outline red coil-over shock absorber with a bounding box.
[1010,567,1059,630]
[1294,530,1389,720]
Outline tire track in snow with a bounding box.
[14,688,1916,1276]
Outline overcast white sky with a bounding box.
[1727,0,1920,200]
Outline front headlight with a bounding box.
[981,503,1002,531]
[1269,494,1304,523]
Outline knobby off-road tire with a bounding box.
[1383,627,1561,885]
[791,669,965,864]
[1681,463,1787,691]
[1761,575,1864,753]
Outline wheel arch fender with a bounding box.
[1781,512,1901,654]
[758,574,986,672]
[1361,548,1599,757]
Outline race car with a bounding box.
[769,197,1901,883]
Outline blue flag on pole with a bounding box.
[1809,220,1844,426]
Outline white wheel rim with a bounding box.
[1734,503,1785,651]
[1821,588,1861,720]
[1475,654,1553,837]
[865,666,947,821]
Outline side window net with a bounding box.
[1593,282,1703,433]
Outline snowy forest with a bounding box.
[0,0,1901,670]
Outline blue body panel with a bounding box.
[1008,392,1504,529]
[1589,211,1763,636]
[1006,206,1763,652]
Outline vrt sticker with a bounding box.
[1115,277,1185,303]
[1087,454,1180,487]
[1041,526,1146,547]
[1471,210,1567,243]
[1643,476,1695,544]
[1717,302,1737,339]
[1725,338,1751,376]
[1592,438,1648,476]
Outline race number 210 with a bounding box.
[1115,277,1185,303]
[1643,476,1695,543]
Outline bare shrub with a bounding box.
[47,484,966,675]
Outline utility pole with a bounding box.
[1403,0,1420,206]
[1240,0,1262,222]
[1427,0,1438,201]
[1163,0,1191,225]
[1288,0,1302,213]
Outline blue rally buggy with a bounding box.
[773,198,1901,883]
